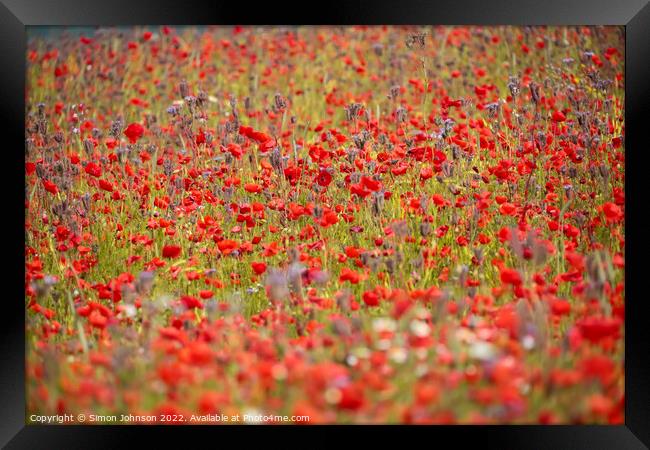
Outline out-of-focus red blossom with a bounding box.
[199,290,214,299]
[84,162,102,177]
[551,110,567,122]
[580,355,616,385]
[602,202,623,222]
[162,245,181,258]
[180,295,203,310]
[577,316,622,343]
[362,290,380,307]
[336,385,365,411]
[124,123,145,143]
[551,299,571,316]
[251,261,267,275]
[500,268,522,286]
[99,179,114,192]
[244,183,262,193]
[339,267,361,284]
[42,179,58,194]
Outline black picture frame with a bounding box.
[1,1,648,448]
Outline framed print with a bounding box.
[1,0,648,448]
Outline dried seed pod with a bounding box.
[529,82,540,104]
[405,32,427,50]
[420,221,432,237]
[179,79,190,98]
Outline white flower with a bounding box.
[122,304,137,319]
[372,317,396,333]
[389,347,408,364]
[522,335,536,350]
[410,320,431,337]
[469,341,497,361]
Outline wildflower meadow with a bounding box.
[25,26,625,424]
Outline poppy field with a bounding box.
[25,26,625,424]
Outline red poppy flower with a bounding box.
[162,245,182,258]
[217,238,236,251]
[251,262,267,275]
[362,290,380,307]
[500,268,522,286]
[551,110,566,122]
[244,183,263,193]
[315,169,332,187]
[180,295,203,310]
[337,385,365,411]
[124,123,145,143]
[577,317,622,343]
[339,267,361,284]
[361,176,381,191]
[84,162,102,177]
[602,202,623,222]
[499,203,516,215]
[89,310,108,329]
[99,179,114,192]
[199,290,214,299]
[42,179,58,194]
[419,166,433,181]
[226,143,243,159]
